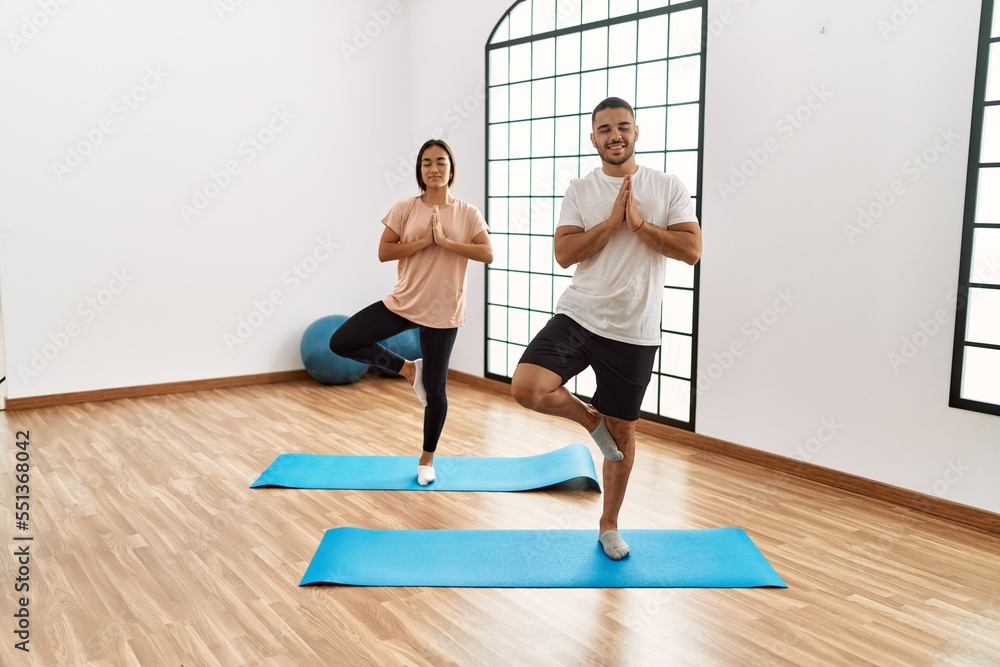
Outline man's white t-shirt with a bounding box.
[555,165,697,346]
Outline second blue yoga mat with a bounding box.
[300,527,787,588]
[251,443,600,492]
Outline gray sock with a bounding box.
[599,530,630,560]
[589,415,624,462]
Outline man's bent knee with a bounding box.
[510,364,553,409]
[510,373,540,409]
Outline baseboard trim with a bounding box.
[633,418,1000,536]
[448,368,511,395]
[8,368,997,536]
[448,369,1000,536]
[5,370,310,411]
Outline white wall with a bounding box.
[0,0,409,397]
[410,0,1000,514]
[697,0,1000,513]
[2,0,998,514]
[404,1,500,375]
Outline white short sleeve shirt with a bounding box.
[555,166,697,346]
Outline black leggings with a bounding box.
[329,301,458,453]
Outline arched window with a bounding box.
[484,0,706,429]
[951,0,1000,415]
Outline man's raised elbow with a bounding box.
[682,243,702,266]
[553,246,575,269]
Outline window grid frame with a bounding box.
[485,0,706,431]
[950,0,1000,416]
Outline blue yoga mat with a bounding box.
[300,527,787,588]
[251,443,600,492]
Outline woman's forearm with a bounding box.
[437,237,493,263]
[379,236,432,262]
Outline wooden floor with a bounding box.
[1,375,998,666]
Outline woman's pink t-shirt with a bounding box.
[382,197,488,329]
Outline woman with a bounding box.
[330,139,493,485]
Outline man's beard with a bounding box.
[599,143,634,165]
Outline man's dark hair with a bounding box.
[415,139,457,192]
[591,97,635,126]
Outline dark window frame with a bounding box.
[484,0,708,431]
[950,0,1000,417]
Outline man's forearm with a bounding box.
[634,222,701,265]
[554,219,620,268]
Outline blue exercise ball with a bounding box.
[376,328,423,377]
[301,315,368,385]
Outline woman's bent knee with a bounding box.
[329,330,353,355]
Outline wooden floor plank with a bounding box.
[1,375,998,665]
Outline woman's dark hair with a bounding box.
[415,139,456,192]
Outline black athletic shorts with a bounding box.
[518,314,658,422]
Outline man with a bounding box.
[511,97,702,560]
